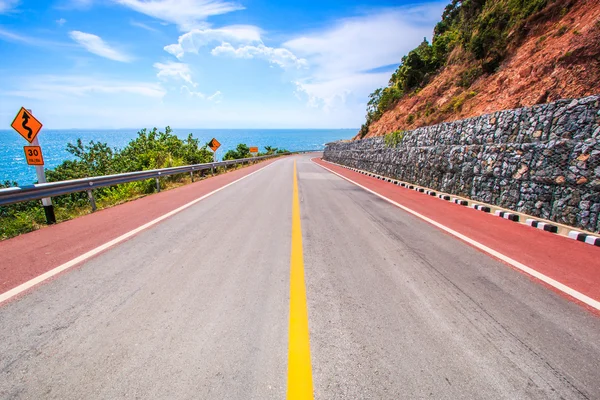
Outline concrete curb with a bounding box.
[495,210,520,222]
[526,219,559,233]
[568,231,600,247]
[472,204,491,213]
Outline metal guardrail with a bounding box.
[0,151,320,207]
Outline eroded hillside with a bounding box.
[358,0,600,139]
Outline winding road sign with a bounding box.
[11,107,42,143]
[209,138,221,152]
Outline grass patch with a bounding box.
[442,91,478,113]
[555,25,569,36]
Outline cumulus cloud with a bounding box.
[115,0,243,30]
[163,24,305,70]
[56,18,67,26]
[285,4,445,109]
[164,25,261,59]
[69,31,132,62]
[211,43,308,69]
[154,61,196,86]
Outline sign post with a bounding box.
[249,147,259,164]
[11,108,56,224]
[208,138,221,175]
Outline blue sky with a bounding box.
[0,0,445,129]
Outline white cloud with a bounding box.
[0,27,72,47]
[164,25,261,59]
[154,61,196,86]
[115,0,244,30]
[180,85,204,98]
[130,20,159,32]
[0,27,33,43]
[294,72,391,111]
[285,7,441,79]
[4,75,165,100]
[211,42,308,69]
[164,24,306,70]
[0,0,19,14]
[207,90,222,102]
[69,31,132,62]
[180,86,222,102]
[56,18,67,26]
[285,4,444,110]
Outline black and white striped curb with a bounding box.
[329,163,599,243]
[452,198,468,206]
[495,210,519,222]
[471,204,491,213]
[526,219,559,233]
[568,231,600,246]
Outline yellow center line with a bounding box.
[287,160,314,400]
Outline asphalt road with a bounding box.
[1,154,599,399]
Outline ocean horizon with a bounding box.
[0,128,355,185]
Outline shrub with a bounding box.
[223,143,251,160]
[384,130,406,148]
[1,130,285,240]
[458,65,483,88]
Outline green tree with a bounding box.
[223,144,251,160]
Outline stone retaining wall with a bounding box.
[324,95,600,233]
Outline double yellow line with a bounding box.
[287,160,314,400]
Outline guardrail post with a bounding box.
[86,190,97,212]
[155,177,160,192]
[190,171,194,182]
[32,136,56,224]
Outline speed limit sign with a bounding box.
[23,145,44,166]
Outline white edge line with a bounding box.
[0,159,281,305]
[311,158,600,312]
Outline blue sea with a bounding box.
[0,129,354,185]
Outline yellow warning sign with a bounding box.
[11,107,43,143]
[249,147,259,153]
[209,138,221,152]
[24,146,44,166]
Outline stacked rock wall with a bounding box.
[324,95,600,232]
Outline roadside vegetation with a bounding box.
[359,0,567,138]
[222,144,289,160]
[0,127,288,240]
